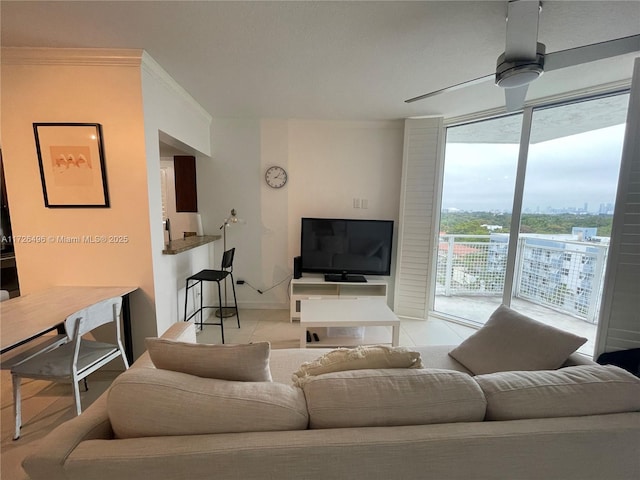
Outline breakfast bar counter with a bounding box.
[162,235,221,255]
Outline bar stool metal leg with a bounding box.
[230,273,240,328]
[216,280,225,344]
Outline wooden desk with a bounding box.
[1,286,138,363]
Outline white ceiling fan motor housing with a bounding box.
[496,42,546,88]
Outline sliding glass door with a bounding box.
[434,114,522,322]
[433,92,629,354]
[510,94,628,353]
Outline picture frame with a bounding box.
[33,123,110,208]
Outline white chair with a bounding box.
[11,296,129,439]
[0,290,68,370]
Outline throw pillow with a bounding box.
[145,337,272,382]
[475,364,640,420]
[302,368,486,429]
[448,304,587,375]
[108,368,307,438]
[292,345,423,386]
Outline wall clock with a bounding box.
[265,165,288,189]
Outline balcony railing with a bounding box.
[436,234,608,324]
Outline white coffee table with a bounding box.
[299,298,401,348]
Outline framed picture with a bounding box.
[33,123,110,208]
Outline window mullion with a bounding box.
[502,106,533,306]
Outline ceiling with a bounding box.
[2,1,639,121]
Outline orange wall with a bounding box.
[1,50,155,357]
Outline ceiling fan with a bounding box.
[405,0,640,112]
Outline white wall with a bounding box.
[197,118,263,308]
[140,53,213,339]
[199,118,404,309]
[260,120,291,306]
[288,120,404,305]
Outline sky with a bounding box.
[441,124,626,213]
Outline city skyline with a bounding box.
[441,124,625,213]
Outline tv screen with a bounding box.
[300,218,393,282]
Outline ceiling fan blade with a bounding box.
[545,34,640,72]
[504,0,541,61]
[504,84,529,112]
[405,73,494,104]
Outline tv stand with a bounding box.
[289,274,388,322]
[324,273,367,283]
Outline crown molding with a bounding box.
[2,47,212,122]
[141,51,212,123]
[1,47,144,66]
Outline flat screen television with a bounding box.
[300,217,394,283]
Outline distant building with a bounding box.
[599,203,614,215]
[481,224,502,231]
[571,227,597,241]
[488,229,607,322]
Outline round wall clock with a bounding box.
[265,165,288,189]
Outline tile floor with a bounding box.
[0,309,475,479]
[194,308,476,348]
[434,295,597,356]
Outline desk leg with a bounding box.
[392,325,400,347]
[122,294,134,364]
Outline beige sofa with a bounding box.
[23,321,640,480]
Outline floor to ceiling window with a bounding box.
[434,114,522,321]
[433,92,629,355]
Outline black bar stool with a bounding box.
[183,248,240,343]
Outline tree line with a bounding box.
[440,212,613,237]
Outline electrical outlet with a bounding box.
[353,198,361,208]
[361,198,368,209]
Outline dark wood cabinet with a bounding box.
[173,155,198,212]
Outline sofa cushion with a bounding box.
[475,364,640,421]
[448,304,587,375]
[302,368,486,429]
[292,345,423,386]
[107,368,308,438]
[145,337,272,381]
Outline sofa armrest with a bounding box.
[22,394,113,480]
[562,351,597,367]
[159,321,197,343]
[22,322,197,480]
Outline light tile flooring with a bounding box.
[195,308,476,348]
[0,309,475,480]
[434,295,597,356]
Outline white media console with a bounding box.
[289,274,388,323]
